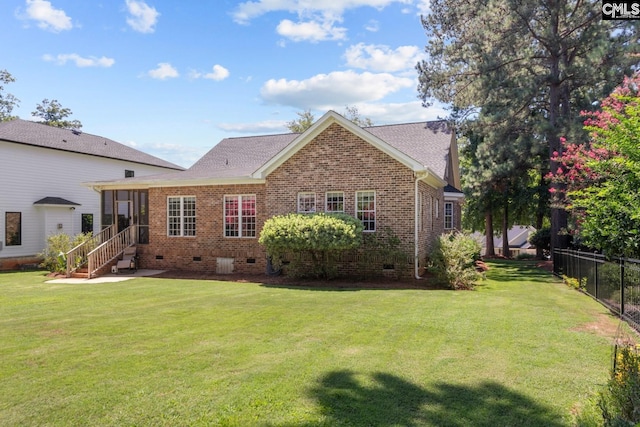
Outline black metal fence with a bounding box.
[553,249,640,331]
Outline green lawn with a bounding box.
[0,261,622,426]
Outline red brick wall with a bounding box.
[418,181,444,270]
[140,184,267,274]
[265,122,446,277]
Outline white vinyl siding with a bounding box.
[0,140,177,259]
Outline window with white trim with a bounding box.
[297,192,316,213]
[429,196,434,230]
[168,196,196,236]
[325,192,344,213]
[225,195,256,238]
[444,202,454,230]
[356,191,376,232]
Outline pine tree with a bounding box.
[417,0,639,252]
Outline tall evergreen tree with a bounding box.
[417,0,639,252]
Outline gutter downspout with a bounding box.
[415,173,422,280]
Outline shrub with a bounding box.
[562,275,587,291]
[259,213,364,279]
[429,232,482,290]
[39,232,94,274]
[357,227,412,279]
[597,343,640,426]
[528,227,551,253]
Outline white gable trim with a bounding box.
[251,110,427,179]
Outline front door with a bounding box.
[116,201,132,233]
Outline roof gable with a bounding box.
[0,119,184,170]
[87,112,457,190]
[252,111,429,179]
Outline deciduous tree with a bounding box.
[548,73,640,256]
[32,99,82,130]
[286,109,315,133]
[0,70,20,122]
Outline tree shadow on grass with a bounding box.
[272,370,565,427]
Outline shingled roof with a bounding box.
[365,120,452,181]
[88,111,456,189]
[0,119,184,170]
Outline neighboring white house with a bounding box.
[0,119,183,269]
[474,225,537,257]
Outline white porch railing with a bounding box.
[86,225,137,278]
[66,225,116,277]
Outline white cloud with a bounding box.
[124,141,203,168]
[351,100,448,123]
[415,0,430,15]
[43,53,115,68]
[232,0,411,24]
[232,0,412,42]
[22,0,73,32]
[276,18,347,42]
[260,70,413,109]
[217,120,288,134]
[125,0,159,33]
[344,43,424,72]
[364,19,379,32]
[190,65,230,81]
[218,101,449,139]
[147,63,179,80]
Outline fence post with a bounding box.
[577,249,581,284]
[620,257,625,317]
[594,251,598,300]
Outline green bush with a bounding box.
[562,275,587,291]
[259,213,364,279]
[39,232,94,274]
[528,227,551,254]
[429,232,482,290]
[598,344,640,426]
[357,227,411,279]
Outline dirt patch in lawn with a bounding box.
[536,260,554,273]
[571,312,631,342]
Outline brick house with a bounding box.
[88,111,463,278]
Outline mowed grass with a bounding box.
[0,261,622,426]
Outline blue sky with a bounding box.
[2,0,446,167]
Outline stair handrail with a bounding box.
[66,225,116,277]
[86,225,137,278]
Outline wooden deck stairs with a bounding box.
[65,225,137,279]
